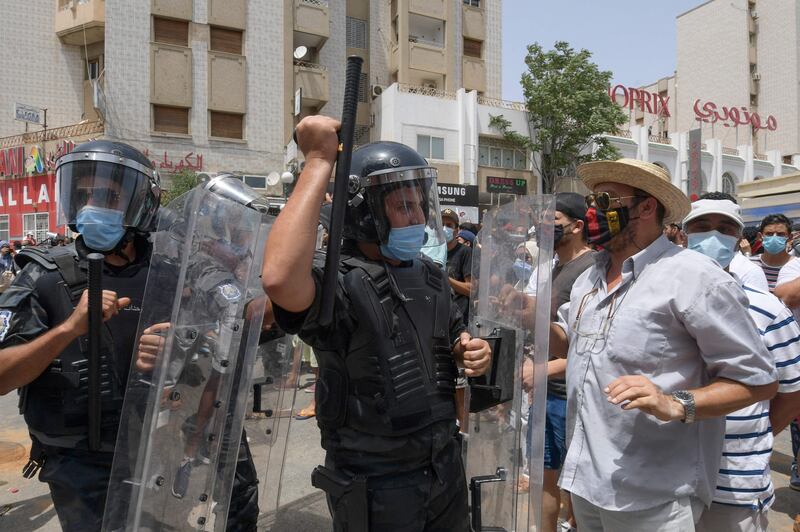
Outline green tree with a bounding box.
[490,41,627,193]
[160,169,199,205]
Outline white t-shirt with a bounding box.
[776,258,800,321]
[730,253,769,292]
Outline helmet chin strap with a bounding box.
[78,229,137,264]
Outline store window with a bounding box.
[417,135,444,160]
[0,215,8,242]
[23,213,49,243]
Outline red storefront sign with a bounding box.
[608,85,671,118]
[693,99,777,131]
[0,174,60,239]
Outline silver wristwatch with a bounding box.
[671,390,696,424]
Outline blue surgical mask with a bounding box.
[687,230,739,269]
[512,258,533,283]
[443,226,455,243]
[76,206,127,251]
[380,224,426,261]
[762,235,788,255]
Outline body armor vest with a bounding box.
[17,245,148,449]
[315,256,458,437]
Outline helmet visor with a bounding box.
[57,155,154,228]
[363,167,447,261]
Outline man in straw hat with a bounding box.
[549,158,777,530]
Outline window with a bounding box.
[23,213,49,244]
[417,135,444,160]
[514,151,527,170]
[479,139,528,169]
[153,17,189,46]
[490,147,501,167]
[210,111,244,139]
[463,0,480,6]
[346,17,368,49]
[86,58,100,80]
[243,176,266,189]
[210,27,243,54]
[0,215,8,242]
[153,105,189,134]
[722,173,737,196]
[463,38,482,58]
[478,146,489,166]
[358,72,368,103]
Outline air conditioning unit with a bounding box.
[371,85,384,99]
[752,72,761,81]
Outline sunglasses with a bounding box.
[585,192,649,211]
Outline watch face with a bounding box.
[673,390,692,401]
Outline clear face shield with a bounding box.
[57,152,156,250]
[362,167,446,262]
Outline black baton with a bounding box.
[87,253,104,452]
[319,55,363,327]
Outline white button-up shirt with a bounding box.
[556,235,777,511]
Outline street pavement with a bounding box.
[1,383,799,531]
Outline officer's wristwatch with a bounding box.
[671,390,696,424]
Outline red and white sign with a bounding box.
[608,85,671,118]
[0,174,60,237]
[693,99,777,131]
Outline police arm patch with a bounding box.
[218,283,241,301]
[0,310,12,343]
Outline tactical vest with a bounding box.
[16,245,148,450]
[315,256,458,437]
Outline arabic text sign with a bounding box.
[693,99,777,131]
[14,103,43,125]
[142,149,204,172]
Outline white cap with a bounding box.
[682,199,744,230]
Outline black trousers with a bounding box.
[40,435,259,532]
[327,442,470,532]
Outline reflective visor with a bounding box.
[362,166,447,257]
[57,152,155,228]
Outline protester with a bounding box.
[0,241,16,294]
[457,229,475,248]
[698,192,769,292]
[683,198,800,531]
[548,158,777,530]
[663,222,686,246]
[741,226,762,256]
[751,213,800,293]
[262,116,491,531]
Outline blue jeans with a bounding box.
[526,393,568,470]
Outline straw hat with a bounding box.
[577,158,691,224]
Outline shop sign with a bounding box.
[693,99,777,131]
[437,184,478,206]
[608,85,671,118]
[143,149,204,172]
[0,174,54,208]
[487,176,527,195]
[0,141,77,178]
[14,103,43,125]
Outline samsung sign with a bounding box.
[437,184,478,206]
[14,103,43,126]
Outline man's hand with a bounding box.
[604,375,684,422]
[62,289,131,337]
[522,358,534,391]
[454,332,492,377]
[295,115,341,168]
[136,323,171,373]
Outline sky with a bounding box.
[501,0,704,102]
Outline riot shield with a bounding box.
[464,195,554,532]
[103,181,272,531]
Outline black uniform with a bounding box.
[0,237,258,531]
[274,251,470,532]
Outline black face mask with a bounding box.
[553,221,576,247]
[586,206,632,246]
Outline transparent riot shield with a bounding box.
[464,195,554,532]
[103,183,272,531]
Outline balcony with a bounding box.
[462,4,486,41]
[209,52,246,113]
[294,0,329,48]
[208,0,245,30]
[294,61,329,106]
[151,0,192,21]
[409,0,445,20]
[462,56,486,93]
[55,0,105,46]
[409,40,446,74]
[150,43,192,107]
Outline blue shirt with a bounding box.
[556,235,777,511]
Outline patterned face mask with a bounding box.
[585,206,633,246]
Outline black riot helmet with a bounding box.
[344,141,446,258]
[56,140,161,253]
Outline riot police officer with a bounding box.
[263,115,492,531]
[0,140,258,531]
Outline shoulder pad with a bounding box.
[14,245,78,272]
[340,254,386,281]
